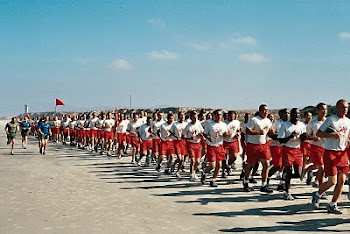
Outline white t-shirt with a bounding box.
[204,121,228,147]
[270,119,284,147]
[302,122,311,143]
[182,121,204,143]
[69,120,76,129]
[53,120,61,128]
[151,119,165,140]
[76,120,85,130]
[89,117,99,130]
[319,114,350,151]
[117,119,129,133]
[170,121,188,140]
[138,123,152,141]
[224,120,240,143]
[96,119,105,130]
[159,122,174,141]
[61,121,69,130]
[127,120,141,137]
[307,118,325,148]
[246,116,272,145]
[278,120,306,149]
[103,119,115,132]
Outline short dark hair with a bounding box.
[316,102,326,110]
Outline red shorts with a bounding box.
[324,150,349,176]
[160,141,175,156]
[83,130,90,139]
[282,146,303,167]
[62,129,69,138]
[200,136,207,150]
[153,139,162,153]
[174,140,188,156]
[187,142,202,159]
[104,131,114,141]
[301,142,311,157]
[206,145,226,162]
[223,140,240,154]
[70,129,76,137]
[141,140,152,152]
[77,129,83,138]
[131,136,140,148]
[126,135,131,144]
[270,145,283,167]
[90,129,98,138]
[310,145,325,166]
[97,130,103,139]
[52,127,60,134]
[117,133,127,143]
[246,142,271,164]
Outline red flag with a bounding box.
[56,98,65,106]
[26,114,31,119]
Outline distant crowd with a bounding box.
[4,99,350,214]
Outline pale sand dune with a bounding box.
[0,120,349,233]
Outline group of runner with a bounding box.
[4,99,350,214]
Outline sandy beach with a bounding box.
[0,120,349,233]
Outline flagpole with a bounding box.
[55,105,57,117]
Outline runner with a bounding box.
[138,117,153,166]
[304,103,328,187]
[156,113,175,174]
[126,113,141,163]
[20,116,31,149]
[61,115,70,145]
[243,104,273,193]
[5,117,18,155]
[223,111,241,178]
[52,116,61,144]
[201,109,229,187]
[183,111,204,181]
[69,115,77,145]
[278,108,307,200]
[240,113,250,180]
[312,99,350,214]
[116,113,129,158]
[170,111,188,177]
[268,108,289,191]
[37,116,52,154]
[89,112,99,152]
[103,112,115,156]
[301,111,313,183]
[151,112,165,163]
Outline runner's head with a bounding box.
[258,104,268,119]
[132,112,138,122]
[267,113,274,122]
[213,109,223,123]
[336,99,349,118]
[146,117,152,126]
[316,102,327,118]
[190,111,197,124]
[198,113,205,121]
[178,111,184,122]
[244,113,250,123]
[206,112,212,120]
[157,112,163,121]
[228,111,237,122]
[290,108,300,124]
[280,108,290,122]
[303,111,312,124]
[167,113,174,124]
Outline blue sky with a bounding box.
[1,0,350,116]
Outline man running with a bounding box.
[20,116,31,149]
[151,112,165,163]
[201,109,229,187]
[126,113,141,163]
[243,104,273,193]
[37,116,52,154]
[5,117,18,155]
[138,117,153,166]
[116,113,129,158]
[183,111,204,181]
[278,108,307,200]
[103,112,115,156]
[312,99,350,214]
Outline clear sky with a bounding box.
[1,0,350,116]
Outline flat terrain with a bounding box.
[0,120,349,233]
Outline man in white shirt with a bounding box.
[138,117,153,166]
[201,109,229,187]
[312,99,350,214]
[301,111,313,180]
[268,108,289,191]
[278,108,307,200]
[127,113,142,163]
[89,112,99,152]
[183,111,204,181]
[151,112,165,163]
[304,103,328,187]
[103,112,115,156]
[116,113,129,158]
[243,104,273,193]
[170,112,188,178]
[61,115,70,145]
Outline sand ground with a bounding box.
[0,120,349,233]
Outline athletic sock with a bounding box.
[243,179,249,184]
[262,182,266,187]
